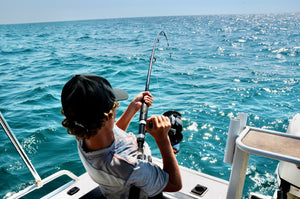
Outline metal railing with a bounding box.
[0,112,78,198]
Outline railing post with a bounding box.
[0,112,42,187]
[225,112,249,199]
[224,118,241,164]
[226,146,250,199]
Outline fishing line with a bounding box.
[154,73,162,110]
[150,60,163,111]
[137,31,171,156]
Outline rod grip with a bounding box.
[137,102,148,151]
[139,102,148,124]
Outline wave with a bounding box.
[0,48,34,55]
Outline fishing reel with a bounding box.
[163,111,183,154]
[138,110,184,155]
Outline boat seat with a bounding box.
[79,187,106,199]
[241,129,300,161]
[77,186,166,199]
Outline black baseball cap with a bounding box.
[61,74,128,125]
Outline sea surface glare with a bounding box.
[0,13,299,198]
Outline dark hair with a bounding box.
[61,117,101,140]
[61,102,119,140]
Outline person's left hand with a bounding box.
[131,91,153,112]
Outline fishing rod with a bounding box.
[137,31,171,155]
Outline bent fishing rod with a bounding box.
[137,31,171,155]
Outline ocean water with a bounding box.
[0,13,299,198]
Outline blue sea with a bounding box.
[0,13,299,198]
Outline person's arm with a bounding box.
[146,115,182,192]
[116,91,153,131]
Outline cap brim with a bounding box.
[113,88,129,101]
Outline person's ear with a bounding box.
[109,112,114,120]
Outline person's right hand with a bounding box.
[146,115,182,192]
[146,115,171,142]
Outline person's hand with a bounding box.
[147,115,182,192]
[116,92,153,131]
[146,115,171,142]
[131,91,153,112]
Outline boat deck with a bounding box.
[44,157,228,199]
[153,157,228,199]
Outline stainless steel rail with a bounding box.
[7,170,78,199]
[0,112,42,186]
[1,112,79,198]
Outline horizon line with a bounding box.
[1,11,299,26]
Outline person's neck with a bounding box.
[84,123,115,151]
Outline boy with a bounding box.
[61,74,181,198]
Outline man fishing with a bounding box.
[61,74,182,199]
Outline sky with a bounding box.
[0,0,299,25]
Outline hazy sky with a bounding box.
[0,0,299,24]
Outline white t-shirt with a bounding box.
[77,125,169,199]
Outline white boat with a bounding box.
[1,112,300,199]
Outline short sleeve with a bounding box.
[126,160,169,196]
